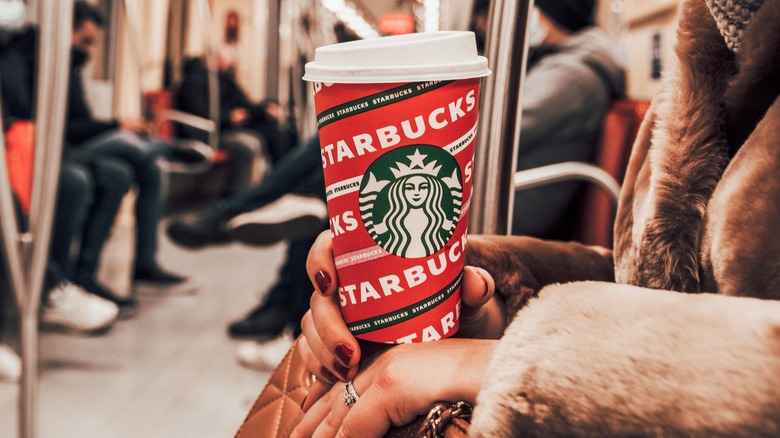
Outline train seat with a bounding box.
[514,99,650,248]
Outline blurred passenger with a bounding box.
[67,2,186,300]
[1,26,121,328]
[166,135,327,343]
[475,0,624,239]
[176,51,295,195]
[168,23,355,364]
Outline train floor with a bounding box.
[0,219,288,437]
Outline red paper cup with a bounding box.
[304,32,489,344]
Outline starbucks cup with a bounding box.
[303,31,489,344]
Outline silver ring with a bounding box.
[343,380,360,407]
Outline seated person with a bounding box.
[68,2,186,299]
[291,0,780,435]
[1,25,124,325]
[176,51,295,196]
[481,0,624,239]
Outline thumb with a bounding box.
[461,266,494,308]
[458,266,504,339]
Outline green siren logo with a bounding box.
[359,145,462,258]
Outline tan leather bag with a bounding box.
[235,338,470,438]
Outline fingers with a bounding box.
[294,378,393,438]
[301,308,357,383]
[310,292,361,369]
[303,380,332,412]
[297,330,339,385]
[461,266,495,307]
[307,231,338,296]
[292,382,351,438]
[459,266,506,339]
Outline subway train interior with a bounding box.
[1,0,779,437]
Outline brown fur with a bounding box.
[701,96,780,297]
[620,0,736,292]
[468,0,780,435]
[466,235,614,320]
[614,0,780,294]
[472,282,780,437]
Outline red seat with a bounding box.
[574,100,650,248]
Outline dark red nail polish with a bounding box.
[335,343,354,365]
[334,362,350,380]
[321,367,337,382]
[315,270,331,294]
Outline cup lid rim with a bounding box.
[303,31,490,83]
[303,58,490,83]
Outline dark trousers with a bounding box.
[266,235,323,329]
[79,130,165,270]
[221,135,325,331]
[220,134,322,217]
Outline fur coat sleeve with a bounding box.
[470,0,780,434]
[470,282,780,437]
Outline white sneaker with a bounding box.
[228,194,328,246]
[236,330,295,371]
[42,281,119,334]
[0,344,21,383]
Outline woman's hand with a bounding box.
[298,231,506,408]
[291,338,497,438]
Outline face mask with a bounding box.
[71,47,89,67]
[528,7,548,47]
[0,0,26,31]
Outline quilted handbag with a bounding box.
[235,337,471,438]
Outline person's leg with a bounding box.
[228,233,318,339]
[51,161,92,277]
[73,158,136,309]
[79,131,183,282]
[220,134,321,216]
[166,135,322,248]
[80,131,164,271]
[220,129,263,196]
[73,158,131,282]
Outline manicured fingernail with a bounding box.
[321,367,337,382]
[335,343,354,365]
[315,270,331,294]
[334,362,350,380]
[477,268,490,297]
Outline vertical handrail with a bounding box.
[266,0,280,101]
[469,0,533,235]
[193,0,220,150]
[120,0,146,115]
[0,0,73,437]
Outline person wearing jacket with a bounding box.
[291,0,780,436]
[508,0,625,238]
[1,26,122,328]
[66,2,185,306]
[175,51,295,196]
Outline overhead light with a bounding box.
[321,0,380,39]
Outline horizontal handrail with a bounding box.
[514,162,621,205]
[161,109,217,133]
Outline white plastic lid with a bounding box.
[303,31,490,83]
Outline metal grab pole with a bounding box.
[0,0,72,436]
[119,0,146,115]
[194,0,220,150]
[469,0,533,235]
